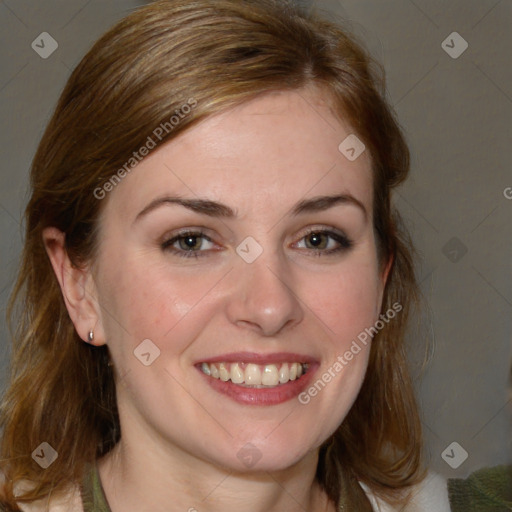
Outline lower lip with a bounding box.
[197,365,318,406]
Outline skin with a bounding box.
[44,86,391,512]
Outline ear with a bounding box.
[376,252,394,315]
[42,227,105,346]
[381,253,393,288]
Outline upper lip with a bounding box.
[196,351,319,365]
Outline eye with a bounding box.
[293,228,352,256]
[161,230,216,258]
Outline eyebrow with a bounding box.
[134,193,367,223]
[134,197,235,223]
[291,194,367,220]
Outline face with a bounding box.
[91,87,388,473]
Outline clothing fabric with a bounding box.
[80,465,110,512]
[10,464,509,511]
[447,465,512,511]
[78,464,452,512]
[361,472,451,512]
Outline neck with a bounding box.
[97,438,334,512]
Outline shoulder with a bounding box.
[360,471,451,512]
[0,476,83,512]
[404,472,451,512]
[14,493,82,512]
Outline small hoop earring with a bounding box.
[87,330,94,343]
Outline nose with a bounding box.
[225,253,304,337]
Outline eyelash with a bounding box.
[161,228,353,259]
[295,228,353,256]
[161,230,214,259]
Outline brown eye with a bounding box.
[161,231,216,258]
[177,235,203,251]
[304,232,329,249]
[294,229,352,256]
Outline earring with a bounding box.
[87,330,94,343]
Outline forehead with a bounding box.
[102,88,373,222]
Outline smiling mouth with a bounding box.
[200,361,310,387]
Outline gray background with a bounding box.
[0,0,510,482]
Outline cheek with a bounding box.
[303,259,382,343]
[97,253,226,356]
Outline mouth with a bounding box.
[200,361,310,387]
[195,353,317,405]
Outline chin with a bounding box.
[218,435,320,474]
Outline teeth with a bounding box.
[200,362,308,387]
[278,363,289,383]
[261,364,279,386]
[231,362,244,384]
[219,363,229,382]
[210,364,220,379]
[245,363,262,385]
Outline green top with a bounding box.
[447,465,512,512]
[80,463,512,512]
[80,464,111,512]
[80,464,352,511]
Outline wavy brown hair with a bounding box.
[0,0,425,509]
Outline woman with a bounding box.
[0,0,442,510]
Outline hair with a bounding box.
[0,0,425,509]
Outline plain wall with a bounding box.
[0,0,510,483]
